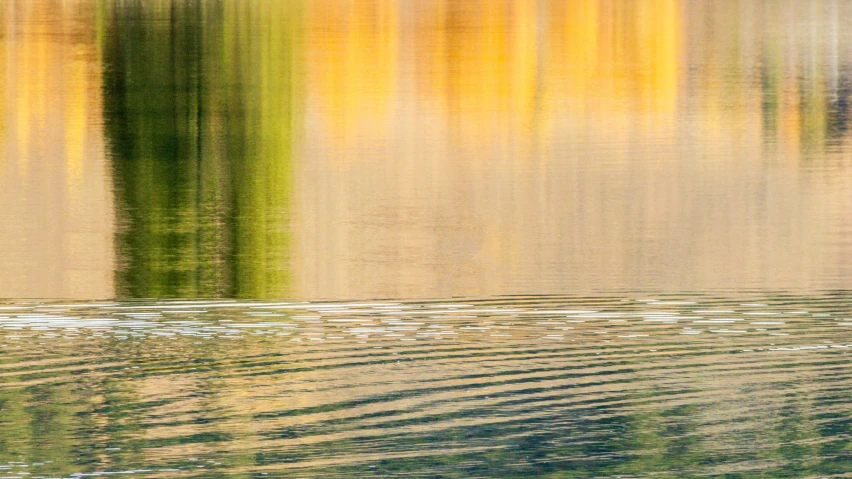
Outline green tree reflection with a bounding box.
[102,0,300,298]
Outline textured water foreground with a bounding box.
[0,294,848,478]
[3,1,852,477]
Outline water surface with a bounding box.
[3,1,852,298]
[0,294,849,478]
[1,2,852,477]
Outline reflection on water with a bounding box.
[2,1,852,297]
[102,1,299,298]
[0,294,849,477]
[3,3,852,477]
[5,3,852,477]
[0,1,114,298]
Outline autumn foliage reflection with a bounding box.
[5,1,852,298]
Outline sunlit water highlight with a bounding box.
[0,295,849,478]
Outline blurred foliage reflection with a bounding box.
[2,0,852,297]
[102,0,300,298]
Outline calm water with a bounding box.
[3,0,852,298]
[2,1,852,477]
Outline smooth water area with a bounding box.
[0,294,849,478]
[3,0,852,298]
[2,1,852,478]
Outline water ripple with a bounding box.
[0,294,849,477]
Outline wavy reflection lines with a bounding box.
[0,295,849,476]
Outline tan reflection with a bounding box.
[0,1,113,298]
[0,5,4,170]
[294,0,852,299]
[675,0,852,290]
[295,0,683,299]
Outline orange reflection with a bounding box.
[308,0,680,149]
[0,1,113,298]
[545,0,679,123]
[0,5,4,167]
[415,0,542,144]
[305,0,398,142]
[295,0,684,299]
[417,0,679,126]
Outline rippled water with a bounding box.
[3,1,852,477]
[0,295,848,477]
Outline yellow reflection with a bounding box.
[418,0,680,118]
[546,0,678,121]
[309,0,680,147]
[550,0,602,112]
[305,0,398,141]
[409,0,544,148]
[64,51,88,183]
[296,0,683,298]
[0,1,113,298]
[223,0,302,298]
[0,4,4,168]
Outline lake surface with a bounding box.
[3,0,852,298]
[2,1,852,477]
[0,295,849,478]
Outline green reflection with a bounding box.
[102,0,301,298]
[217,0,302,298]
